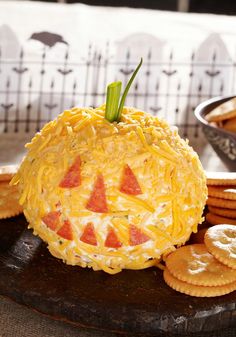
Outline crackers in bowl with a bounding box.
[0,165,22,219]
[205,97,236,133]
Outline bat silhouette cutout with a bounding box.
[29,32,68,48]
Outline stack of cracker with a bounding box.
[206,172,236,226]
[0,165,22,219]
[164,225,236,297]
[205,97,236,133]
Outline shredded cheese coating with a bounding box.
[11,105,207,274]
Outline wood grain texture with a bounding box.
[0,215,236,335]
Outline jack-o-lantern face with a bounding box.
[42,158,150,247]
[14,106,207,274]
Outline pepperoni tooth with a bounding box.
[80,223,97,246]
[57,220,73,240]
[105,228,122,248]
[120,164,142,195]
[86,174,108,213]
[42,211,61,231]
[129,224,150,246]
[59,155,81,188]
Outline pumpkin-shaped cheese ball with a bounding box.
[12,106,207,274]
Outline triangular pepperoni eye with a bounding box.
[86,174,108,213]
[105,228,122,248]
[80,223,97,246]
[59,155,81,188]
[57,220,73,240]
[42,211,61,231]
[129,224,150,246]
[120,164,142,195]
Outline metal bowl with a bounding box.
[195,96,236,171]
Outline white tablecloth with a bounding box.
[0,1,235,170]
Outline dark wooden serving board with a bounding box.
[0,215,236,336]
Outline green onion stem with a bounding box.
[116,58,143,122]
[105,81,122,122]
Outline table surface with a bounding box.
[0,155,232,337]
[0,296,236,337]
[0,295,121,337]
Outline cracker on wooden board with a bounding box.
[205,225,236,270]
[165,244,236,286]
[206,172,236,186]
[206,213,236,226]
[163,268,236,297]
[0,165,18,182]
[208,206,236,219]
[208,185,236,200]
[0,207,23,219]
[206,197,236,210]
[0,181,23,219]
[205,98,236,123]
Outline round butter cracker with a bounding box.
[208,185,236,200]
[165,244,236,286]
[205,98,236,122]
[0,207,23,219]
[0,181,23,219]
[164,268,236,297]
[206,212,236,226]
[206,196,236,210]
[208,206,236,219]
[0,165,18,182]
[223,116,236,133]
[205,224,236,270]
[206,172,236,186]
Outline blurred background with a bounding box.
[0,0,235,170]
[25,0,236,14]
